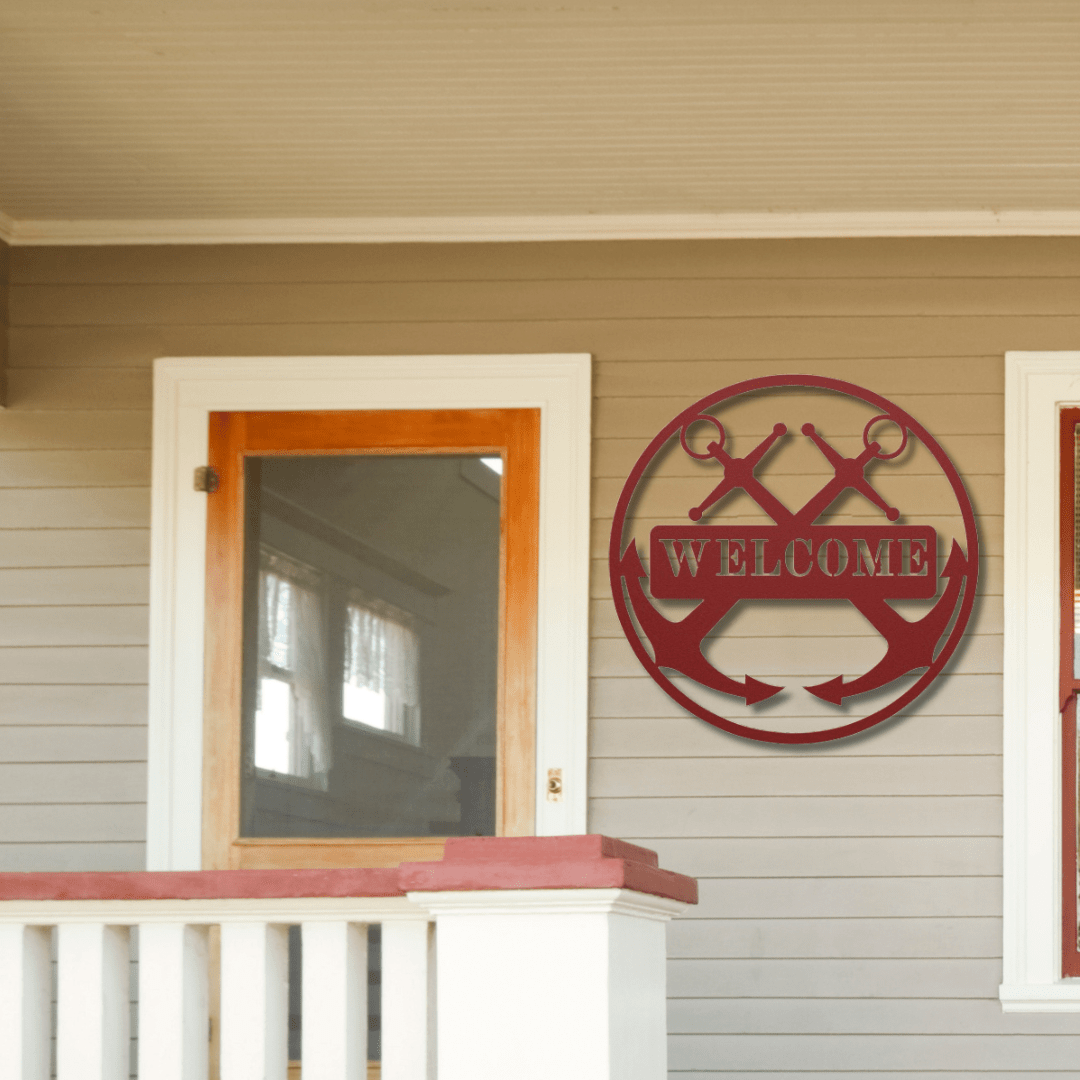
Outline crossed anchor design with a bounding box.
[616,413,972,707]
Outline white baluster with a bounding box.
[138,923,210,1080]
[0,924,51,1080]
[301,921,367,1080]
[219,922,288,1080]
[56,923,131,1080]
[381,920,433,1080]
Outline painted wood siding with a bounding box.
[0,238,8,404]
[5,237,1080,1074]
[0,232,149,871]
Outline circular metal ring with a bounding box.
[679,414,726,460]
[862,414,908,460]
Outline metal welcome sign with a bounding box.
[609,375,979,744]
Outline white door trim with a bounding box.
[147,354,592,870]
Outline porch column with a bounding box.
[400,834,697,1080]
[426,888,683,1080]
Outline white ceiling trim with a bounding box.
[3,211,1080,246]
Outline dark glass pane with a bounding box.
[239,454,501,838]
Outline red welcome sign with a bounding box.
[609,375,979,743]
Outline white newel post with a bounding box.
[56,923,131,1080]
[137,923,210,1080]
[220,922,289,1080]
[0,924,51,1080]
[416,888,687,1080]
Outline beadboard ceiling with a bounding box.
[1,0,1079,243]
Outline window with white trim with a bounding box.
[1002,352,1080,1011]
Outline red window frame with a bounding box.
[1059,407,1080,976]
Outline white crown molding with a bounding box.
[3,210,1080,246]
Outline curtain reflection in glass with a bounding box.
[343,595,421,743]
[255,551,331,786]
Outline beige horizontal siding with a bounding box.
[673,996,1080,1035]
[0,239,8,406]
[667,918,1002,959]
[669,1035,1080,1072]
[0,803,144,842]
[0,450,150,487]
[9,317,1080,367]
[0,606,147,646]
[5,369,151,410]
[590,796,1001,838]
[656,836,1001,879]
[591,634,1003,677]
[692,878,1000,920]
[0,843,144,872]
[673,1075,1080,1080]
[592,673,1003,717]
[14,278,1080,326]
[0,646,148,684]
[0,529,149,568]
[0,685,147,726]
[0,488,149,528]
[592,714,1006,759]
[668,956,1001,999]
[2,236,1079,1067]
[0,726,146,763]
[0,762,145,803]
[0,410,149,449]
[0,567,149,605]
[592,757,1001,798]
[10,238,1080,285]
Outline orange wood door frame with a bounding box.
[202,408,540,870]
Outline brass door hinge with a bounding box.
[194,466,220,493]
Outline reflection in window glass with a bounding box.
[240,455,500,839]
[255,676,292,773]
[254,553,331,784]
[343,598,420,742]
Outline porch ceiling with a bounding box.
[1,0,1079,240]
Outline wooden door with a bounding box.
[201,408,540,870]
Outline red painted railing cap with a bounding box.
[0,868,404,902]
[0,836,697,906]
[441,834,660,867]
[400,834,698,905]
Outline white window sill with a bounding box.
[1000,982,1080,1012]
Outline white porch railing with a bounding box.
[0,835,697,1080]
